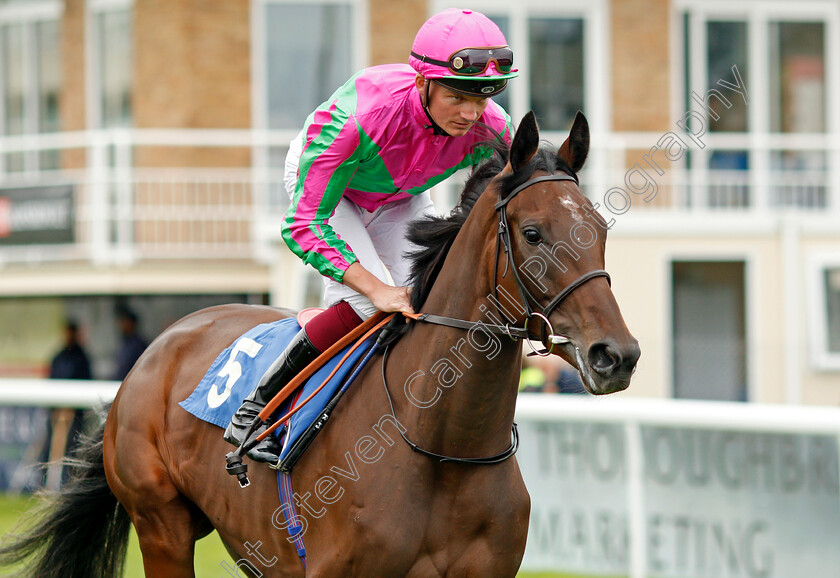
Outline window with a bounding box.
[265,3,353,131]
[90,2,133,129]
[36,20,59,130]
[680,2,839,210]
[808,255,840,371]
[485,15,510,114]
[485,12,587,132]
[253,0,365,208]
[672,261,747,401]
[528,17,584,132]
[769,21,828,208]
[1,23,25,172]
[36,19,59,167]
[826,269,840,354]
[694,19,750,208]
[770,22,825,134]
[434,0,605,136]
[431,0,607,210]
[0,1,62,173]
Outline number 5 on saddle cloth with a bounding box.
[179,310,381,473]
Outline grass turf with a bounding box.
[0,493,228,577]
[0,493,585,577]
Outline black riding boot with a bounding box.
[223,328,320,464]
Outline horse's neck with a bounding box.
[392,202,522,456]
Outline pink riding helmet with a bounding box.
[410,8,519,97]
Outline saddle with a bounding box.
[295,307,324,329]
[271,308,389,472]
[181,311,391,480]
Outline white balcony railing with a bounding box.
[589,130,840,214]
[0,129,297,266]
[0,128,838,266]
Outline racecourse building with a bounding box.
[0,0,838,405]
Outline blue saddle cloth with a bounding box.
[179,318,370,460]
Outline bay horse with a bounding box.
[0,111,639,577]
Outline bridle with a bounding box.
[412,171,610,356]
[493,172,610,355]
[380,170,610,466]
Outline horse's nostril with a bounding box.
[588,339,641,377]
[587,341,620,376]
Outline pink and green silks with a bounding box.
[282,63,513,283]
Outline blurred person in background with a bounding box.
[50,321,91,382]
[519,356,547,393]
[113,308,147,381]
[518,353,587,394]
[555,357,587,394]
[46,320,92,488]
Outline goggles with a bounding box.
[411,46,514,76]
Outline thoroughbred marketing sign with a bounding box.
[517,420,840,578]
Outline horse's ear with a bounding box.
[510,111,540,172]
[557,111,589,172]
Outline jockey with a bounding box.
[225,8,519,463]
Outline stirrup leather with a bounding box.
[223,329,320,462]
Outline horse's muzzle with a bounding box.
[585,338,640,394]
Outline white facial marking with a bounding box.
[559,193,584,222]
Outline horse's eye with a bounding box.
[522,227,543,245]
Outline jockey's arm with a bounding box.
[342,262,414,316]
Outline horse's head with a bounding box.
[487,111,640,394]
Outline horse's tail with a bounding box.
[0,416,131,578]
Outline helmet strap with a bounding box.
[421,80,451,137]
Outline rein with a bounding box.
[228,173,612,477]
[380,342,519,465]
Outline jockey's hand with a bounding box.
[368,284,414,315]
[342,263,416,316]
